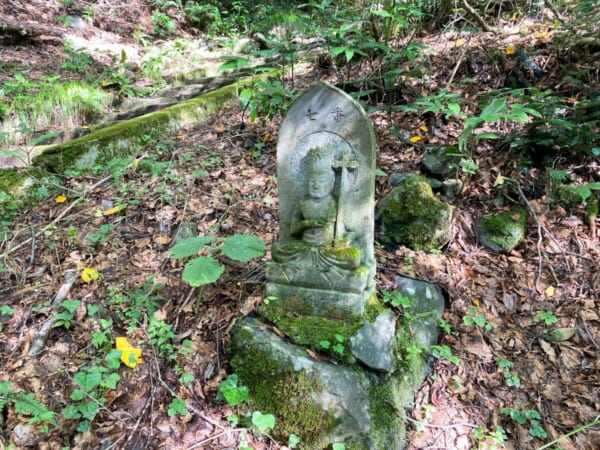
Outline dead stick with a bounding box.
[28,270,76,356]
[460,0,495,33]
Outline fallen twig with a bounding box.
[28,269,76,356]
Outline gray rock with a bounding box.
[442,178,463,199]
[475,208,526,253]
[394,276,445,348]
[350,310,396,372]
[421,146,461,177]
[232,317,373,445]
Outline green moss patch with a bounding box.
[258,303,363,356]
[231,329,336,448]
[475,208,526,253]
[0,167,60,220]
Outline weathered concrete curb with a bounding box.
[32,71,279,174]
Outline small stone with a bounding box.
[475,208,526,253]
[349,310,395,372]
[421,146,461,177]
[442,178,463,199]
[12,424,35,447]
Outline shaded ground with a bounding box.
[1,2,600,449]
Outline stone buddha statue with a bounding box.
[268,147,363,291]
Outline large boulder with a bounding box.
[377,173,453,250]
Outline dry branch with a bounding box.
[0,17,64,42]
[459,0,496,33]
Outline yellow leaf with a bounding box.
[103,205,126,216]
[115,337,143,368]
[472,298,480,307]
[419,125,428,132]
[454,38,466,47]
[545,286,555,298]
[493,174,505,187]
[263,133,271,143]
[409,136,422,143]
[131,159,139,170]
[54,194,67,204]
[154,235,171,245]
[81,267,100,283]
[505,45,515,56]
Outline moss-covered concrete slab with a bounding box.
[33,72,278,174]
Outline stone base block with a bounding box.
[266,282,373,320]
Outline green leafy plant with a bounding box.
[0,381,57,433]
[472,424,507,449]
[108,276,164,332]
[62,350,122,432]
[319,333,345,355]
[496,357,521,388]
[61,43,94,74]
[86,223,115,247]
[53,299,81,329]
[168,234,265,287]
[463,307,492,331]
[151,10,176,36]
[239,80,297,124]
[502,407,547,439]
[534,310,558,327]
[381,289,411,308]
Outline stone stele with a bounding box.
[265,81,376,320]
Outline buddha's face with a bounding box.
[307,169,334,199]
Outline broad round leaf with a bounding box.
[182,257,224,286]
[221,235,265,262]
[252,411,275,432]
[73,371,102,392]
[168,236,213,259]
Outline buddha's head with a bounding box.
[306,147,334,199]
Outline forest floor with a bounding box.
[1,1,599,449]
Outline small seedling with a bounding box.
[463,307,492,331]
[496,357,521,387]
[534,310,558,327]
[430,345,459,365]
[502,407,547,439]
[53,300,81,329]
[381,290,411,309]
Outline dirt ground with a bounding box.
[1,1,599,449]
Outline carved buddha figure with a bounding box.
[269,147,361,288]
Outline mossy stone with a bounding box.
[475,208,526,253]
[377,173,453,250]
[0,167,60,220]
